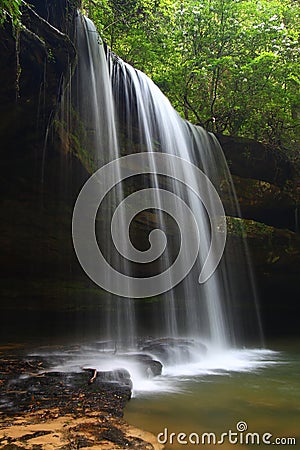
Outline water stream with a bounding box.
[31,15,279,426]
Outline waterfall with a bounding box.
[60,14,263,357]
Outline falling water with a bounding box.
[59,14,263,364]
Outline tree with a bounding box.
[0,0,22,27]
[81,0,300,151]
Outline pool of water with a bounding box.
[125,341,300,449]
[3,337,298,449]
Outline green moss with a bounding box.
[53,106,97,174]
[226,216,274,239]
[0,278,110,312]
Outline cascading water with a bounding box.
[54,14,264,386]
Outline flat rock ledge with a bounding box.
[0,351,163,450]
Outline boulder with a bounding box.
[116,353,163,377]
[142,338,207,364]
[93,368,133,390]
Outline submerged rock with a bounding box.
[117,353,163,377]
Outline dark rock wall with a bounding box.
[226,218,300,338]
[0,0,96,343]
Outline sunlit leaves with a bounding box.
[0,0,22,27]
[82,0,300,150]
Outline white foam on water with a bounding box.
[30,345,280,398]
[132,348,279,397]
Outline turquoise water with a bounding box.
[125,342,300,449]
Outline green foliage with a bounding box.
[0,0,22,27]
[82,0,300,152]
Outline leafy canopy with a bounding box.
[82,1,300,151]
[0,0,22,27]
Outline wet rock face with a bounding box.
[0,1,78,149]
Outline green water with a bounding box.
[125,342,300,449]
